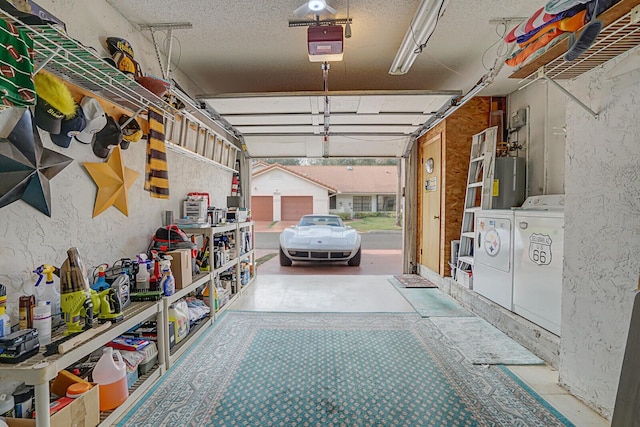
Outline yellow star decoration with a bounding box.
[83,146,139,217]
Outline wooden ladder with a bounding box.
[455,126,498,287]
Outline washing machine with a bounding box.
[512,195,565,335]
[474,210,514,310]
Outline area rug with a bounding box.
[389,274,438,288]
[430,317,544,365]
[118,312,570,427]
[395,287,475,317]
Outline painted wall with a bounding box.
[252,170,330,216]
[508,81,566,196]
[0,1,230,324]
[559,47,640,418]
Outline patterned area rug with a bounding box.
[389,274,438,288]
[430,317,544,365]
[118,312,572,427]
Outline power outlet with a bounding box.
[631,5,640,24]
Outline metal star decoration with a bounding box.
[0,108,73,217]
[83,145,138,217]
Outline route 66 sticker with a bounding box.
[529,233,552,266]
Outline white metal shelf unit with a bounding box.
[0,301,164,427]
[162,272,213,367]
[0,9,177,116]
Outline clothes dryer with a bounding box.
[512,195,565,335]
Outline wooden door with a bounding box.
[419,134,442,272]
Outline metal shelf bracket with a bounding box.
[521,67,599,118]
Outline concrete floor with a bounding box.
[230,274,610,427]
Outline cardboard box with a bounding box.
[166,249,192,290]
[6,384,99,427]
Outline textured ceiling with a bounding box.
[106,0,539,96]
[105,0,541,157]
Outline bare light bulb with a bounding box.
[308,0,326,11]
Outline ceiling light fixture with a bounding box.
[389,0,449,75]
[308,0,327,12]
[345,0,352,38]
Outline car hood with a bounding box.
[282,226,358,246]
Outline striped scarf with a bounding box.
[145,107,169,198]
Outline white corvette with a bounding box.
[279,214,362,266]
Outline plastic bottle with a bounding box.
[12,383,33,418]
[33,301,51,345]
[92,347,128,411]
[135,254,150,292]
[33,265,62,327]
[150,258,161,292]
[160,255,175,296]
[0,393,15,418]
[0,284,10,337]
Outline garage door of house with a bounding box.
[281,196,313,220]
[251,196,273,221]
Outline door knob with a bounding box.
[434,215,440,220]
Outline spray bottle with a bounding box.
[159,255,175,296]
[0,284,10,337]
[135,254,150,292]
[33,265,62,328]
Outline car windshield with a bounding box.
[298,216,344,227]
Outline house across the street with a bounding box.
[251,162,398,221]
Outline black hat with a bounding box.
[92,115,122,158]
[50,104,87,148]
[34,96,64,134]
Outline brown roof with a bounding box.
[286,165,398,194]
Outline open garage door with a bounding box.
[281,196,312,221]
[251,196,273,221]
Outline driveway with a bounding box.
[253,221,403,275]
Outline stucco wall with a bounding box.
[560,48,640,418]
[0,120,231,323]
[0,0,229,323]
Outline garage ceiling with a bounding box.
[105,0,541,158]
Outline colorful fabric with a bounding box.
[0,19,35,107]
[505,8,560,43]
[144,107,169,199]
[518,10,587,48]
[506,28,567,67]
[516,7,584,44]
[545,0,591,14]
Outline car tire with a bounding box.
[279,247,292,266]
[347,247,361,266]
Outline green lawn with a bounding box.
[344,216,402,232]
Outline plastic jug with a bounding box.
[92,347,128,411]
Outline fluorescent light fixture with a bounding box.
[389,0,449,75]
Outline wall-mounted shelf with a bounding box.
[0,8,177,117]
[510,0,640,80]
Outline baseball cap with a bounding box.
[34,96,64,133]
[50,103,86,148]
[92,115,122,158]
[75,96,107,144]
